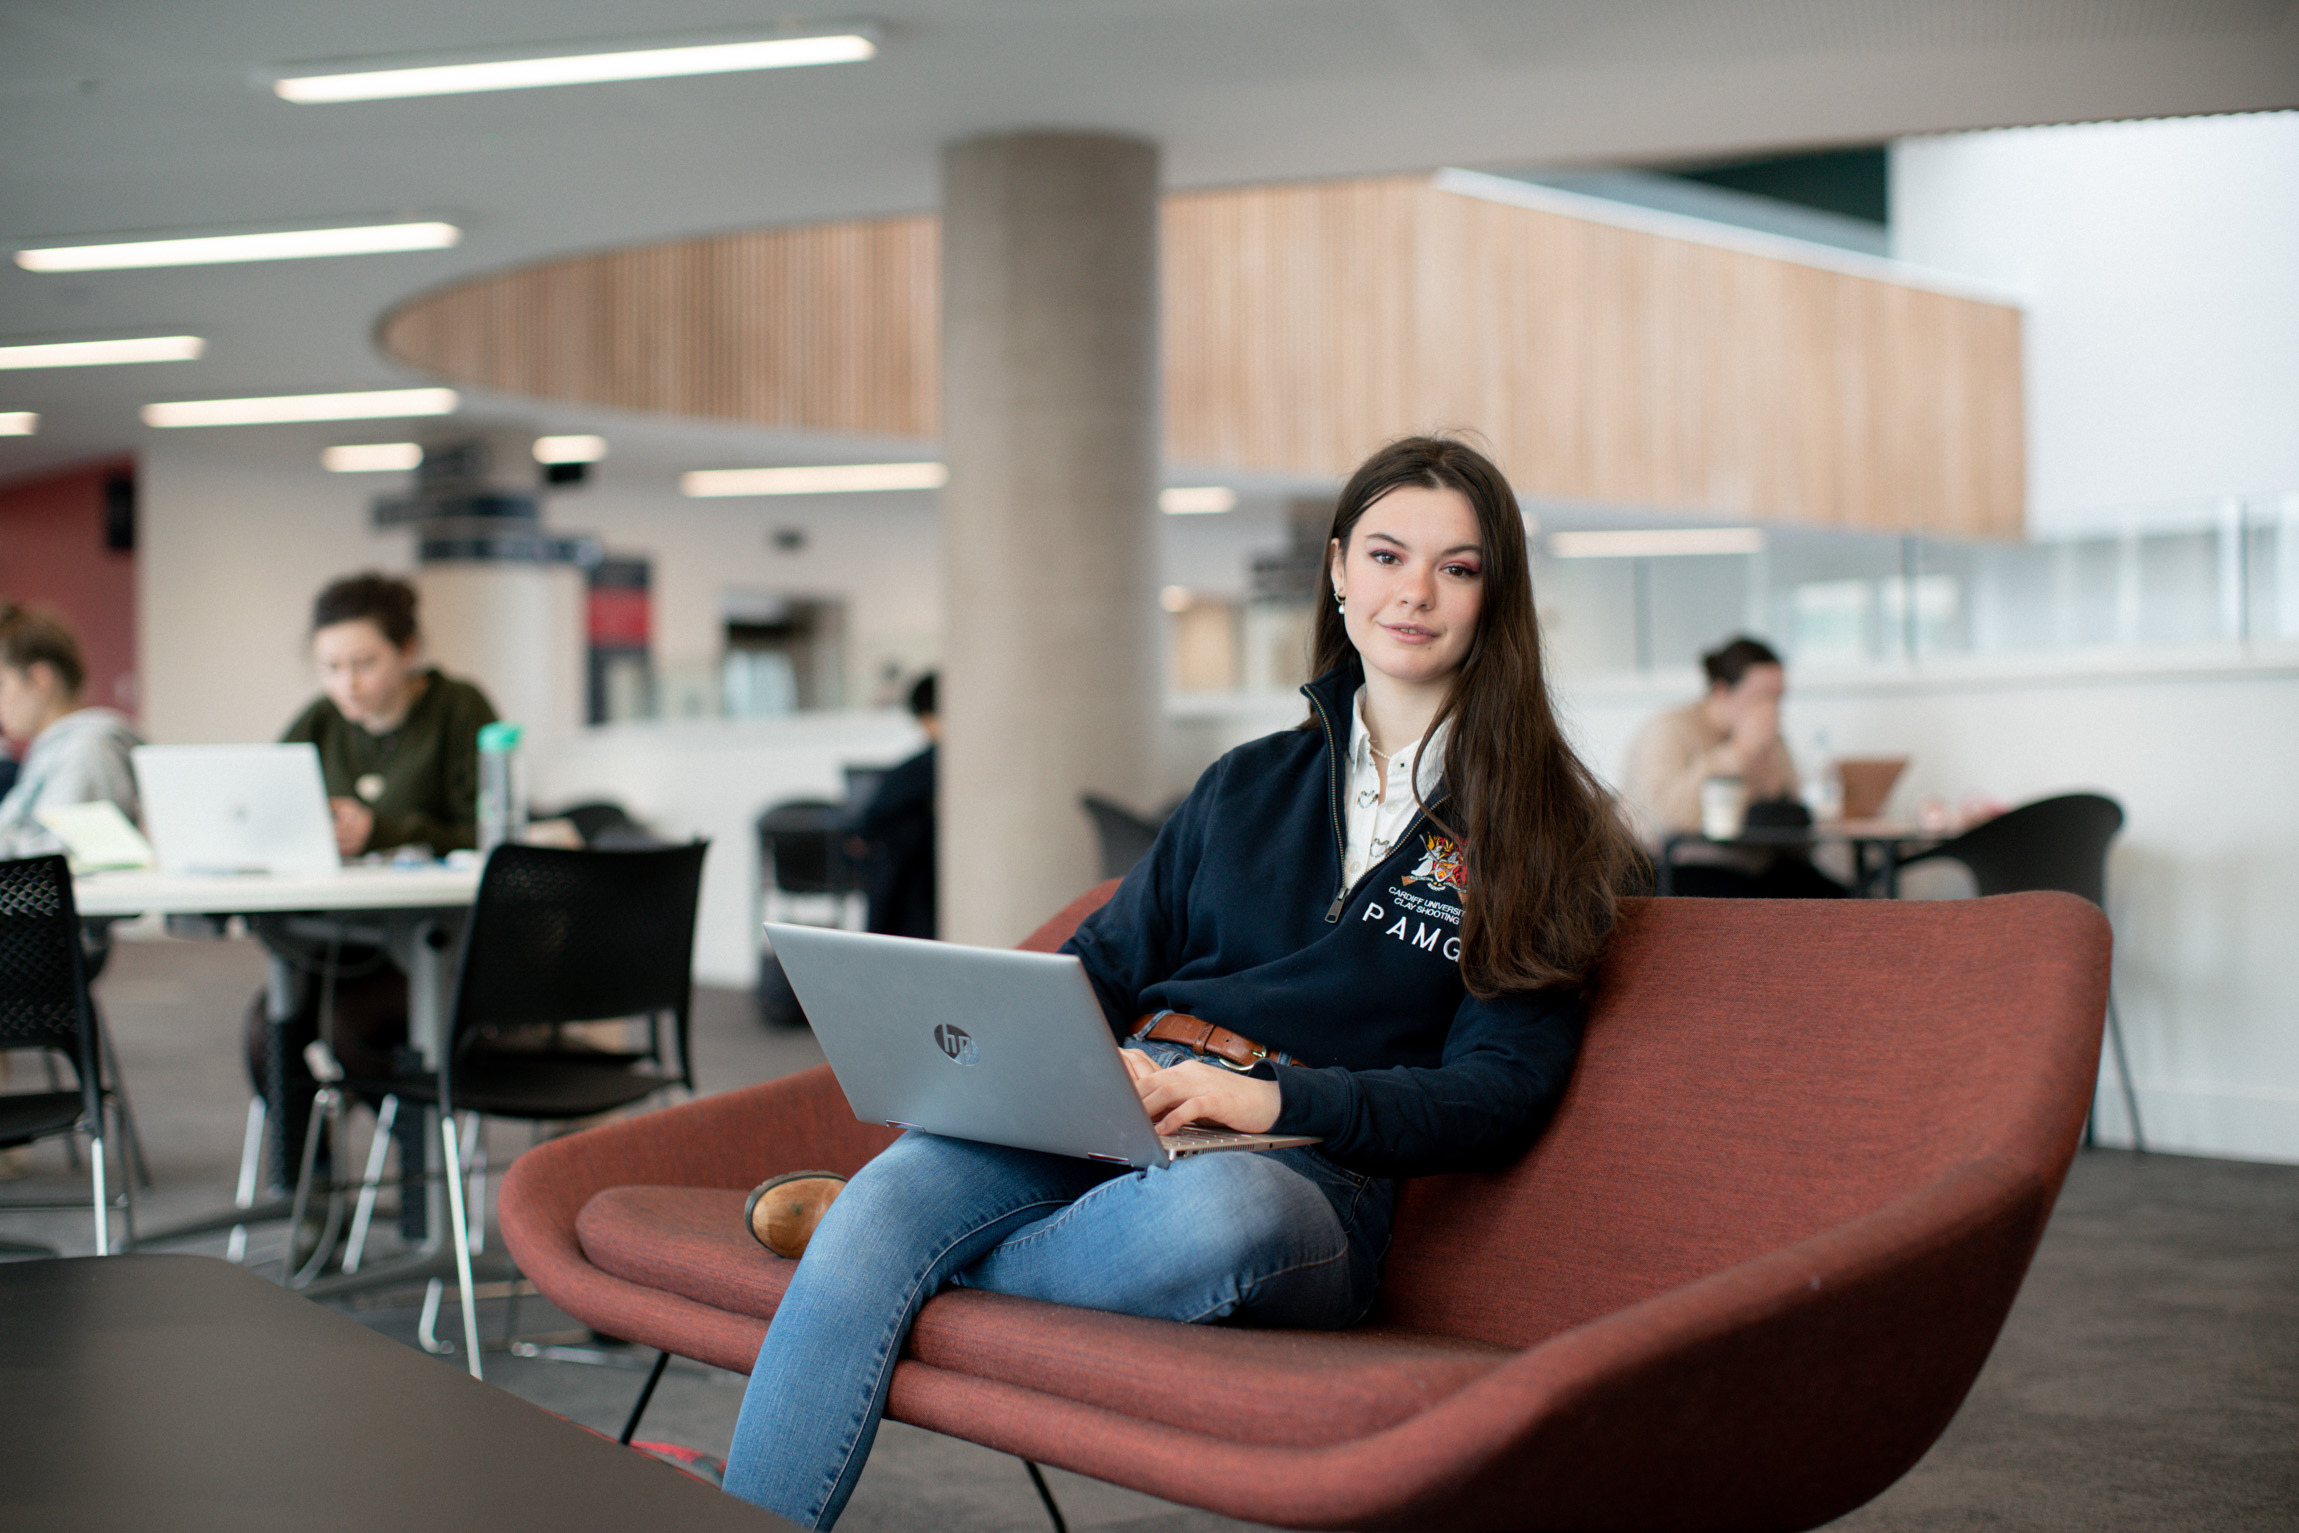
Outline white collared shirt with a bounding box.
[1339,685,1449,891]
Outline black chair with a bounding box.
[1081,794,1167,882]
[756,799,862,899]
[0,854,133,1255]
[543,799,668,849]
[1896,793,2143,1149]
[329,842,708,1375]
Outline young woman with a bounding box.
[0,602,142,860]
[720,436,1642,1529]
[1621,635,1844,898]
[242,574,496,1191]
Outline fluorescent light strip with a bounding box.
[0,412,37,436]
[322,441,424,472]
[533,434,606,464]
[275,34,876,104]
[682,462,946,497]
[144,388,459,428]
[1547,528,1768,559]
[15,222,459,273]
[0,335,205,369]
[1161,486,1236,515]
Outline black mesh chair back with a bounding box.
[0,855,119,1252]
[1906,793,2124,906]
[447,842,707,1060]
[1081,795,1165,882]
[0,855,93,1063]
[756,800,856,896]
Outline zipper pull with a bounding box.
[1326,892,1346,923]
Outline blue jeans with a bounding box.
[720,1045,1394,1529]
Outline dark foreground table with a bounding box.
[0,1255,791,1532]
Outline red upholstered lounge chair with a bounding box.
[499,887,2109,1531]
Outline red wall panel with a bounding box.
[0,457,139,722]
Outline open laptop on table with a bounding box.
[131,743,342,877]
[764,922,1318,1169]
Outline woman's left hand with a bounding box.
[1120,1048,1281,1134]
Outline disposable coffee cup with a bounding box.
[1700,776,1748,840]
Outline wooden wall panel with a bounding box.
[379,176,2023,537]
[378,217,940,441]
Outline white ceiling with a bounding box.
[3,0,2295,480]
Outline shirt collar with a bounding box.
[1348,685,1449,804]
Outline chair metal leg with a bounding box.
[111,1095,136,1250]
[89,1131,109,1257]
[2106,992,2146,1153]
[227,1096,266,1264]
[461,1112,486,1256]
[417,1279,451,1354]
[1021,1461,1068,1533]
[342,1095,398,1275]
[618,1350,671,1445]
[97,1020,154,1191]
[441,1112,484,1380]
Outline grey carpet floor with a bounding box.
[4,932,2293,1531]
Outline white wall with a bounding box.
[1892,111,2299,528]
[1555,656,2299,1165]
[139,434,416,746]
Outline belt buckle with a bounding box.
[1196,1040,1267,1074]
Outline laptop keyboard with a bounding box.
[1159,1127,1272,1152]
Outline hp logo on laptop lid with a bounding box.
[932,1024,978,1066]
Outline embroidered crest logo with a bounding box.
[1401,834,1468,895]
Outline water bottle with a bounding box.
[477,721,527,853]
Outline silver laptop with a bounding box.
[131,743,342,877]
[764,923,1318,1168]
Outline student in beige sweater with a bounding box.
[1621,635,1843,899]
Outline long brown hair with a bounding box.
[1311,436,1642,995]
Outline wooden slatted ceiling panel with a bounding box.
[379,178,2022,536]
[378,216,941,442]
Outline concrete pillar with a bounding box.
[940,132,1162,946]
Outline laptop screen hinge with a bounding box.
[886,1121,919,1131]
[1086,1153,1133,1165]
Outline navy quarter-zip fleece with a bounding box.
[1062,661,1584,1178]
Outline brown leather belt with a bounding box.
[1131,1011,1277,1072]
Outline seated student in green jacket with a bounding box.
[243,573,496,1200]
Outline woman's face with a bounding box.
[0,662,57,744]
[1329,484,1486,691]
[313,619,418,729]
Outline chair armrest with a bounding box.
[498,1064,895,1320]
[1364,1153,2053,1530]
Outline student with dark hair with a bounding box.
[288,572,496,860]
[0,602,141,859]
[851,672,939,939]
[242,574,497,1197]
[720,436,1642,1529]
[1621,633,1843,897]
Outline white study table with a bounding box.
[75,863,481,1290]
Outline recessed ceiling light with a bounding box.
[0,335,205,369]
[1547,528,1767,559]
[15,222,460,273]
[144,388,459,428]
[322,441,424,472]
[0,412,37,436]
[1161,486,1237,515]
[682,462,946,497]
[533,434,607,464]
[273,31,877,104]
